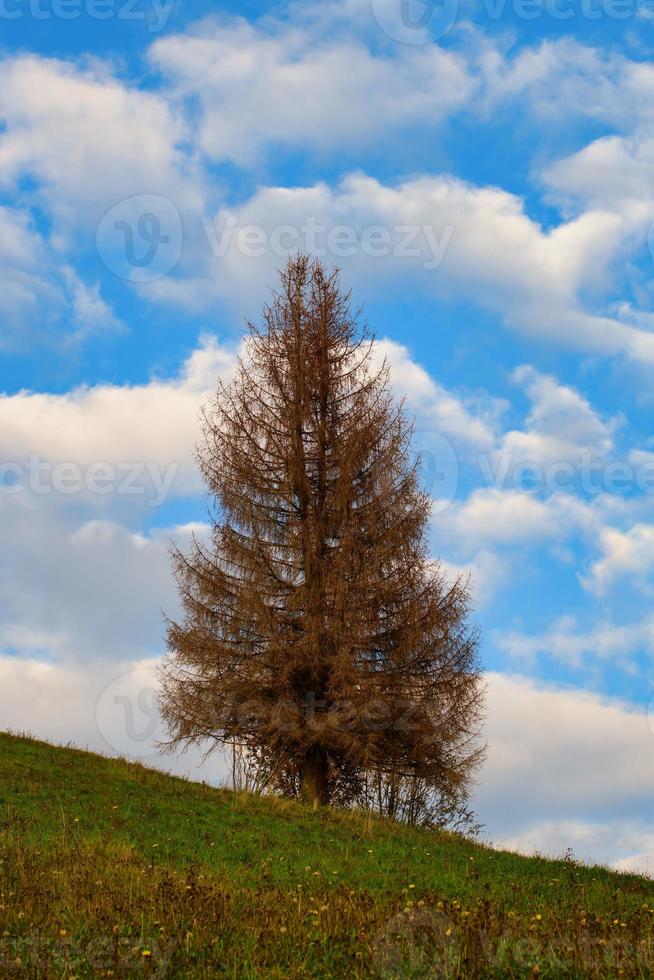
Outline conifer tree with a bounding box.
[161,256,484,809]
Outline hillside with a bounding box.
[1,733,653,977]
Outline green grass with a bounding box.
[1,732,653,977]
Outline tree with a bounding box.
[160,256,484,813]
[358,771,481,834]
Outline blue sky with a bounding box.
[2,0,654,870]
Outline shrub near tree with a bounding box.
[161,256,484,822]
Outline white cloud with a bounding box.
[376,338,501,452]
[525,43,654,214]
[546,133,654,210]
[612,838,654,877]
[0,334,499,506]
[441,549,510,608]
[0,497,203,662]
[0,655,228,784]
[149,15,472,165]
[0,205,60,332]
[0,54,204,232]
[477,39,654,345]
[0,335,236,499]
[63,267,125,341]
[0,341,235,661]
[1,36,653,366]
[584,523,654,596]
[478,673,654,870]
[0,206,122,347]
[501,820,654,877]
[479,37,654,130]
[495,615,654,671]
[499,365,617,470]
[438,487,595,551]
[176,173,654,365]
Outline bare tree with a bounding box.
[160,256,485,812]
[359,770,482,834]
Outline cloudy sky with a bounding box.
[2,0,654,873]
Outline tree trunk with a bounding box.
[300,745,329,807]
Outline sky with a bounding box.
[1,0,654,873]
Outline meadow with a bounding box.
[1,731,653,977]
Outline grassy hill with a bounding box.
[1,733,653,978]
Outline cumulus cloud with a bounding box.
[478,673,654,871]
[0,654,228,784]
[0,496,203,663]
[533,45,654,212]
[0,341,236,667]
[0,205,62,339]
[545,134,654,210]
[0,205,122,347]
[0,335,237,499]
[437,487,596,551]
[376,338,501,452]
[173,172,654,364]
[499,365,617,470]
[0,54,204,231]
[1,33,653,365]
[495,614,654,672]
[479,37,654,129]
[0,333,500,508]
[584,523,654,596]
[148,14,472,165]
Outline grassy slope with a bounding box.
[1,733,653,978]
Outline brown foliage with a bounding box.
[160,255,485,811]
